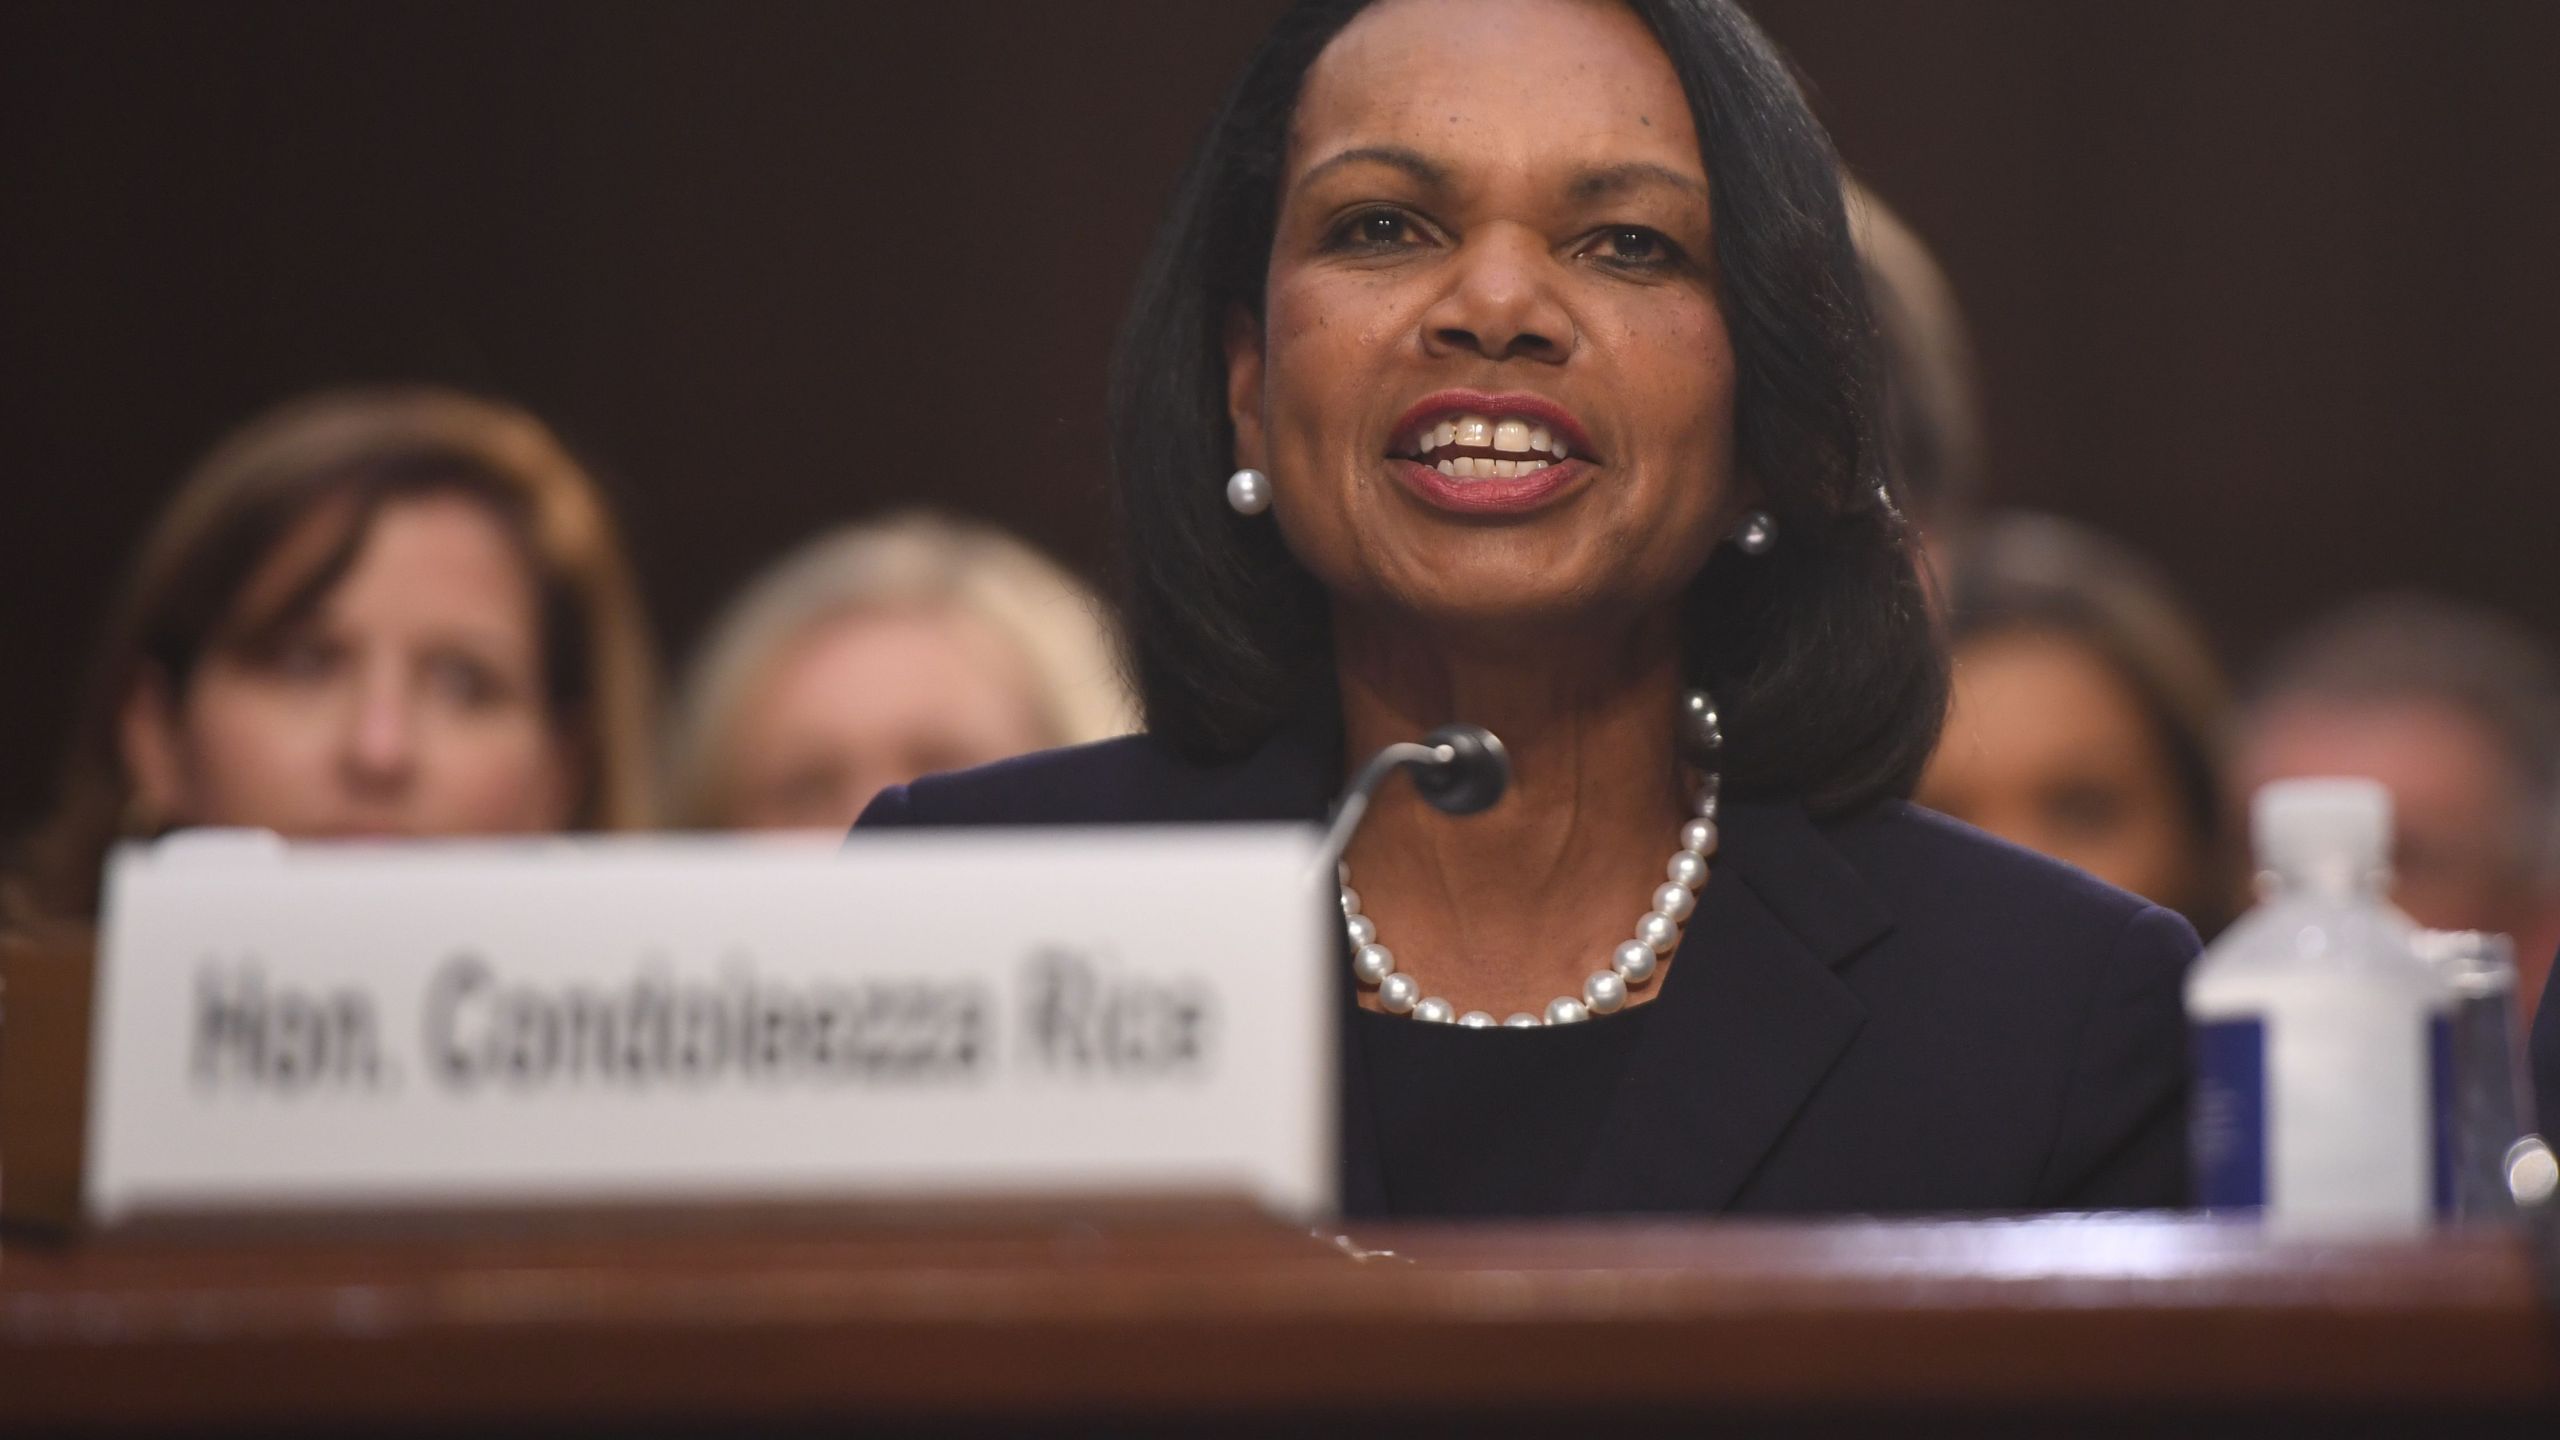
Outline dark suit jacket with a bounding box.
[855,715,2201,1217]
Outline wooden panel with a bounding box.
[1,1215,2553,1429]
[0,927,93,1230]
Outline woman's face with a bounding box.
[1917,628,2201,911]
[124,492,575,837]
[1228,0,1738,634]
[716,607,1054,831]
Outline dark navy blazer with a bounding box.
[855,716,2202,1217]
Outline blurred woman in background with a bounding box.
[1918,510,2238,936]
[666,512,1133,831]
[4,386,660,933]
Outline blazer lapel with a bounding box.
[1565,800,1894,1213]
[1200,713,1890,1218]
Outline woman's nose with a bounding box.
[1419,226,1575,365]
[339,668,419,795]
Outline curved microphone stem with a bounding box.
[1305,725,1511,887]
[1313,741,1453,882]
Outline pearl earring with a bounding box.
[1733,509,1776,555]
[1226,468,1271,516]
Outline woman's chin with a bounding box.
[1350,580,1649,645]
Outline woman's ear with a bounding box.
[117,665,188,830]
[1222,303,1268,471]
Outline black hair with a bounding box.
[1108,0,1946,817]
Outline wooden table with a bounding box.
[4,1212,2556,1434]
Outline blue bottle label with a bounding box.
[2192,1017,2267,1210]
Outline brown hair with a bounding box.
[6,386,660,928]
[1942,510,2238,933]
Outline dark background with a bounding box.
[4,0,2555,835]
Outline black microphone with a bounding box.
[1312,723,1511,880]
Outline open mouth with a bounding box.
[1392,412,1566,479]
[1384,392,1596,516]
[1394,412,1576,480]
[1387,389,1598,480]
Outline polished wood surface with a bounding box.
[3,1213,2554,1430]
[0,927,96,1230]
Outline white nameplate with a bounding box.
[87,826,1334,1223]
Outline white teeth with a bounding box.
[1434,456,1543,481]
[1407,411,1576,467]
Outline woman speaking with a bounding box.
[860,0,2197,1217]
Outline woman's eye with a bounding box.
[424,652,511,710]
[1327,208,1424,252]
[1585,226,1675,267]
[267,635,340,682]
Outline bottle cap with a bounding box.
[2252,777,2392,878]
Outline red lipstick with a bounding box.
[1389,390,1597,459]
[1386,389,1597,517]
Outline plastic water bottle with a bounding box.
[2187,778,2452,1232]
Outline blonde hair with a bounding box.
[6,386,661,929]
[667,512,1134,826]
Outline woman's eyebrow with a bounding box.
[1296,148,1707,209]
[1568,161,1711,205]
[1295,144,1451,196]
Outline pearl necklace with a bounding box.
[1344,771,1722,1027]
